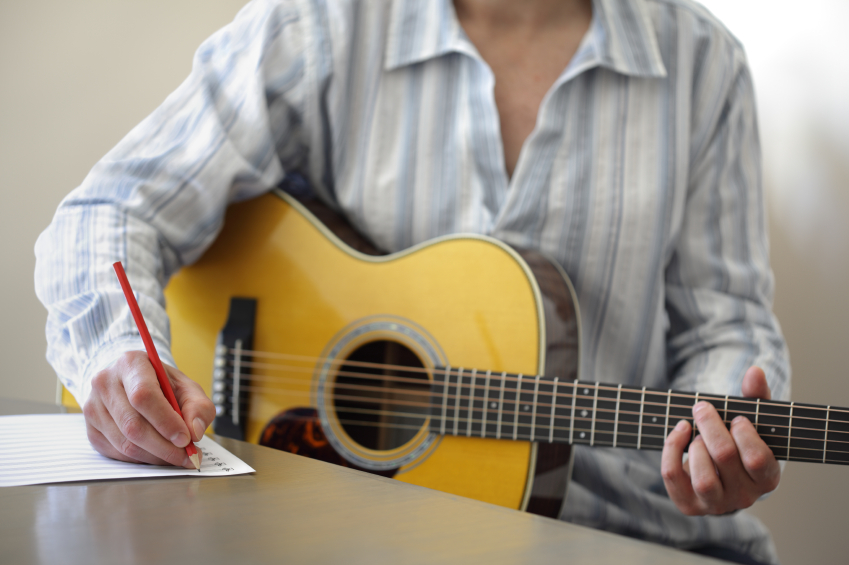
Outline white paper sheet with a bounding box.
[0,413,255,487]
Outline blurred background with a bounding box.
[1,1,847,563]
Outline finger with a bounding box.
[100,376,194,468]
[741,366,771,400]
[729,415,781,490]
[120,353,194,449]
[167,364,216,442]
[689,435,724,512]
[692,401,752,493]
[661,419,700,515]
[84,397,170,466]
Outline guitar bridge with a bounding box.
[211,297,257,440]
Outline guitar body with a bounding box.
[164,190,580,516]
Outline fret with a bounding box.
[695,393,726,436]
[757,400,792,460]
[616,388,642,449]
[636,387,646,449]
[724,395,729,426]
[481,370,492,439]
[512,374,523,441]
[824,406,849,465]
[640,391,669,449]
[573,383,596,444]
[551,378,574,444]
[516,375,537,441]
[725,398,753,426]
[593,384,618,447]
[452,368,464,436]
[530,376,540,442]
[786,403,826,462]
[692,392,699,440]
[590,385,599,446]
[569,380,577,444]
[755,398,760,428]
[667,391,695,444]
[439,366,451,435]
[496,372,506,440]
[549,377,559,443]
[824,406,830,464]
[613,384,622,448]
[786,401,794,461]
[664,390,671,440]
[466,369,477,437]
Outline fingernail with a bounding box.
[732,415,747,426]
[675,419,688,432]
[193,418,206,441]
[171,432,189,448]
[693,402,708,417]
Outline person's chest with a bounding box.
[327,56,689,282]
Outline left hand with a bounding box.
[661,366,781,515]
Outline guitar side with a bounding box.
[164,190,578,515]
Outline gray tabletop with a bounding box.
[0,398,720,564]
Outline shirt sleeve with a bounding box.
[665,47,790,402]
[34,0,311,406]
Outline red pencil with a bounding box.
[112,261,201,470]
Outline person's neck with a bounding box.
[453,0,591,32]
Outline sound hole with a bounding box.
[333,340,430,451]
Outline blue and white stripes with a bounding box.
[35,0,787,561]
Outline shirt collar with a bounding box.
[384,0,666,79]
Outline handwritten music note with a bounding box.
[0,414,255,487]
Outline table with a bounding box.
[0,398,721,564]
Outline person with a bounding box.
[34,0,790,563]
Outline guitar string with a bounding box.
[223,380,849,448]
[249,408,847,461]
[236,374,839,438]
[218,363,845,433]
[224,349,849,417]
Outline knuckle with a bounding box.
[692,475,719,497]
[120,414,147,443]
[119,437,143,460]
[713,443,738,467]
[82,399,97,419]
[661,464,679,484]
[742,450,770,474]
[90,370,110,393]
[126,382,155,408]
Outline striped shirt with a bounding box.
[34,0,789,561]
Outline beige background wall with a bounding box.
[1,2,847,564]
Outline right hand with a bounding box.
[82,351,216,468]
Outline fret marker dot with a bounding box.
[581,410,588,418]
[580,432,586,439]
[490,402,498,409]
[583,388,589,395]
[523,405,530,411]
[652,417,657,423]
[771,427,775,433]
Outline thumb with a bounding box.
[166,364,216,442]
[741,366,771,400]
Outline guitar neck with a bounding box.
[429,368,849,466]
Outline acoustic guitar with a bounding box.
[61,188,849,518]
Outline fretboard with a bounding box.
[429,368,849,466]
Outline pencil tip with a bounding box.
[189,453,201,470]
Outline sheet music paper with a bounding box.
[0,414,255,487]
